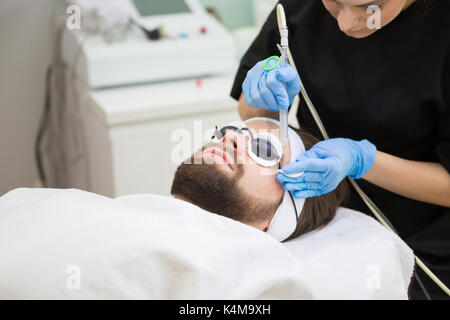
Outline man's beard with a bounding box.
[171,153,278,224]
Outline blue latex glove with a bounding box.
[277,138,377,199]
[242,57,301,111]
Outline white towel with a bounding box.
[0,188,313,299]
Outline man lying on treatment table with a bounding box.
[0,117,415,299]
[171,117,415,299]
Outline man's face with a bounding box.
[204,120,291,204]
[171,120,291,229]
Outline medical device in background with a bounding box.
[61,0,235,88]
[65,76,239,196]
[36,0,239,197]
[274,3,450,299]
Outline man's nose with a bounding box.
[223,131,248,158]
[337,7,359,32]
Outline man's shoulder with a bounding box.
[334,206,390,233]
[284,206,390,246]
[286,206,413,259]
[335,206,375,222]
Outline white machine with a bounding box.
[61,0,236,88]
[72,76,239,197]
[49,0,241,197]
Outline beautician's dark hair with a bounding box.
[421,0,434,8]
[283,129,350,241]
[416,0,435,15]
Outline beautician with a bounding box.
[230,0,450,299]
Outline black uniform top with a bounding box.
[231,0,450,299]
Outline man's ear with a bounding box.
[262,216,274,232]
[248,217,272,232]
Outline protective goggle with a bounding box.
[211,121,283,167]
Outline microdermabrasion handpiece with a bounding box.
[277,4,289,147]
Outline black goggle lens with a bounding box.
[252,138,278,161]
[213,125,280,162]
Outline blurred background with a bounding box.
[0,0,279,197]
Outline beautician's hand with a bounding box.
[277,138,377,198]
[242,57,301,111]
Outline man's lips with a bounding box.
[203,148,235,170]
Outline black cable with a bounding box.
[129,18,163,40]
[34,66,52,187]
[415,273,432,300]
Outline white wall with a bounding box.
[0,0,53,195]
[199,0,254,29]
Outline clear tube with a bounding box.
[279,30,289,146]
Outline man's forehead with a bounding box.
[245,120,280,135]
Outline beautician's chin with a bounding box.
[345,28,377,38]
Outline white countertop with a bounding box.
[87,74,238,126]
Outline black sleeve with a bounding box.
[435,50,450,173]
[230,2,284,101]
